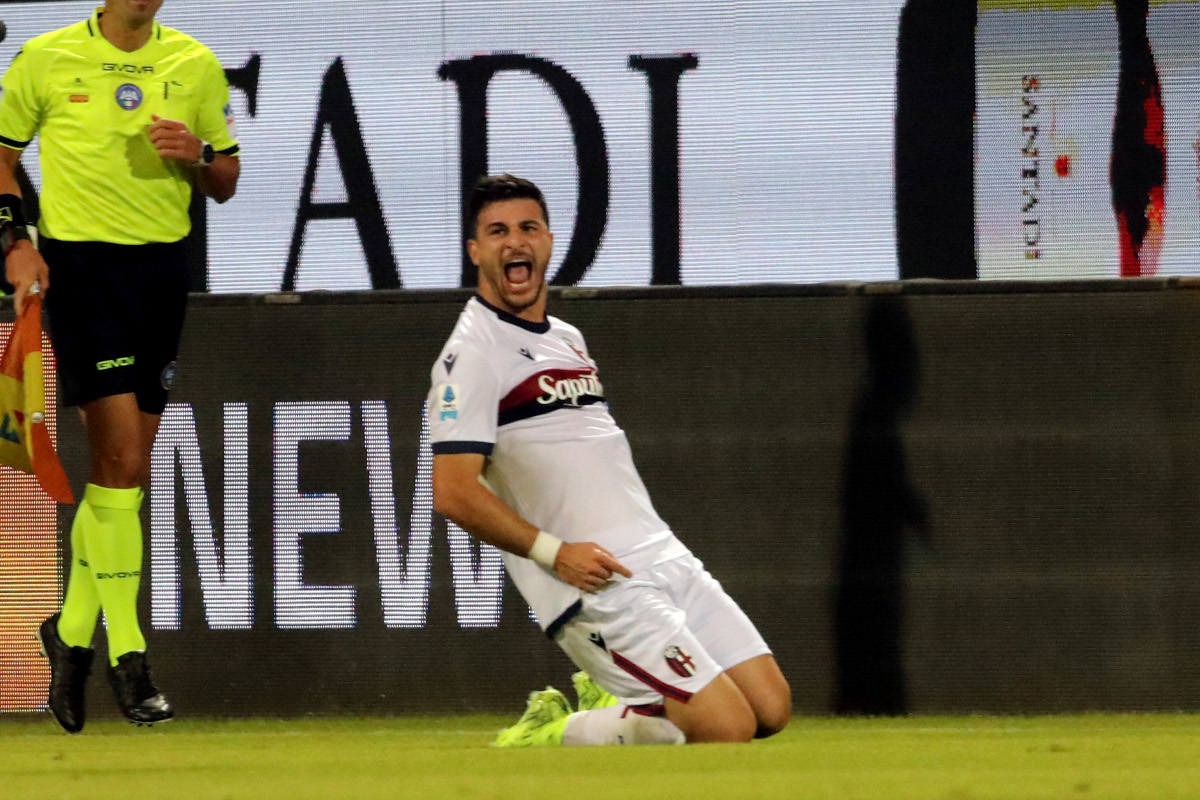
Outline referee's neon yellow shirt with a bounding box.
[0,7,239,245]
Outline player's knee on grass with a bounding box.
[685,711,757,743]
[670,701,757,743]
[668,672,759,743]
[753,684,792,739]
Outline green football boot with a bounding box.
[572,671,619,711]
[492,687,572,747]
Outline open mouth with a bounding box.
[504,259,532,288]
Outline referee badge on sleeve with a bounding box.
[223,102,238,138]
[437,384,459,421]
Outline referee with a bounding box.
[0,0,239,733]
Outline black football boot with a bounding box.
[37,613,94,734]
[108,651,174,725]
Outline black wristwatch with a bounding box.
[193,141,215,167]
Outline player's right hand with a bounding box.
[553,542,633,593]
[4,240,48,316]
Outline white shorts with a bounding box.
[553,553,771,707]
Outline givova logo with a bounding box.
[97,356,135,371]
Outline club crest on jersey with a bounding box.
[562,337,591,363]
[664,645,696,678]
[115,83,143,111]
[438,384,460,421]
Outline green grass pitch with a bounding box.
[3,713,1200,799]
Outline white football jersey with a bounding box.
[428,295,688,631]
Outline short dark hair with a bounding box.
[466,174,549,239]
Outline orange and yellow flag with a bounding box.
[0,294,74,504]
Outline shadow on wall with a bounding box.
[834,296,929,716]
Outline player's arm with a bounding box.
[432,451,632,592]
[0,146,47,315]
[146,115,239,203]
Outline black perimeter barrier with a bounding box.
[4,280,1200,718]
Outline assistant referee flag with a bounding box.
[0,293,73,504]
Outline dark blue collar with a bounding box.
[473,294,551,334]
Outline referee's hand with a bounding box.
[4,240,47,316]
[148,115,203,165]
[554,542,633,593]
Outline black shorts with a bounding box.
[43,238,189,414]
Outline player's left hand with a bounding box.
[554,542,633,593]
[148,115,203,164]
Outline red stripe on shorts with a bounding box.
[611,649,693,704]
[621,703,667,718]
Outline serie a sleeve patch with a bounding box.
[436,383,460,421]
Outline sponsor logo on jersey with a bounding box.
[103,63,154,74]
[518,347,534,361]
[96,356,135,371]
[498,368,606,426]
[115,83,143,111]
[438,383,460,421]
[536,370,603,407]
[664,645,696,678]
[161,361,177,390]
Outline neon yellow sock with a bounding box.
[79,484,148,665]
[56,501,101,649]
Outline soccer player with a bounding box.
[430,175,791,746]
[0,0,239,732]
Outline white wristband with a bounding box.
[528,531,563,569]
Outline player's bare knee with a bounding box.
[92,449,145,488]
[754,687,792,738]
[754,714,790,739]
[705,714,757,744]
[679,708,756,743]
[90,441,148,484]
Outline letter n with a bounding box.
[283,57,399,290]
[149,402,253,630]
